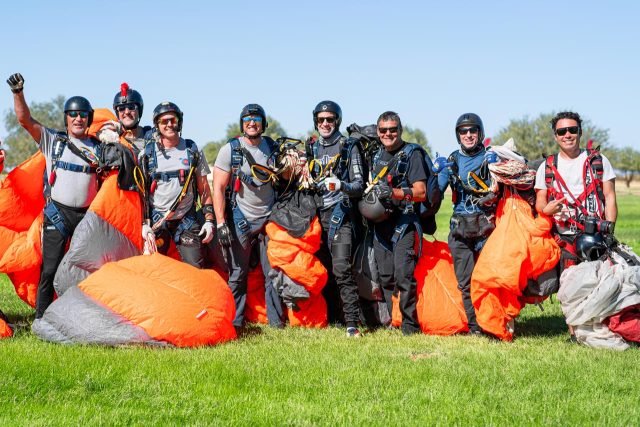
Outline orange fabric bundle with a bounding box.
[390,239,468,335]
[0,152,46,307]
[416,239,468,335]
[266,217,328,327]
[0,319,12,338]
[471,192,560,340]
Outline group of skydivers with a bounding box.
[5,72,617,339]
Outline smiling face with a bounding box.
[242,115,263,138]
[157,112,179,140]
[316,112,337,139]
[116,104,140,130]
[377,119,402,150]
[553,118,581,157]
[66,111,90,138]
[457,125,480,150]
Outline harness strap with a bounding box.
[54,160,97,174]
[43,202,71,239]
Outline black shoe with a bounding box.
[566,334,578,344]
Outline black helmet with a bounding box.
[455,113,485,148]
[113,82,143,128]
[153,102,183,132]
[313,100,342,131]
[575,232,609,262]
[240,103,268,131]
[64,96,94,127]
[358,191,392,223]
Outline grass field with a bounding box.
[1,195,639,426]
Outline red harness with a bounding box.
[544,140,605,233]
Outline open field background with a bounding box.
[1,194,639,425]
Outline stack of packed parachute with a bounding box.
[0,109,236,345]
[558,243,640,350]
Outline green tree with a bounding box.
[607,146,640,188]
[3,95,65,167]
[402,125,432,157]
[202,116,287,164]
[492,112,610,161]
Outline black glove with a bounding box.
[217,223,234,247]
[7,73,24,94]
[374,180,393,200]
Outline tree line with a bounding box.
[2,97,639,187]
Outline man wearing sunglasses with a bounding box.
[112,83,151,155]
[432,113,499,335]
[534,112,616,285]
[212,103,284,330]
[367,111,429,336]
[140,102,214,268]
[306,100,364,337]
[7,73,101,320]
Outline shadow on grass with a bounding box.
[516,313,568,338]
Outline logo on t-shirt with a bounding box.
[181,158,189,166]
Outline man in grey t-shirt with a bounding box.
[212,103,284,329]
[140,102,214,268]
[7,73,100,319]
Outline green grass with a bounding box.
[1,194,639,426]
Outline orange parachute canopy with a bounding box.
[33,253,236,346]
[266,217,328,328]
[391,239,468,335]
[0,152,46,307]
[471,191,560,341]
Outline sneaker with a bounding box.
[346,327,361,338]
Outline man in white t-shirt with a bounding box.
[534,111,617,249]
[534,111,617,338]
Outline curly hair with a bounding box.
[550,111,582,131]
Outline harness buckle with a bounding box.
[237,220,249,232]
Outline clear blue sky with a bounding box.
[1,0,638,156]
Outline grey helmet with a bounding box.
[358,191,392,223]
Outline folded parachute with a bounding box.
[33,253,237,346]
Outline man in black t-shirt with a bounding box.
[367,111,428,335]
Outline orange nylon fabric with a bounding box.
[245,267,268,324]
[266,217,328,327]
[0,153,46,307]
[416,239,469,335]
[79,253,237,347]
[390,239,468,335]
[89,174,143,251]
[471,192,560,341]
[0,319,12,338]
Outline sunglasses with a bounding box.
[158,118,177,126]
[67,111,89,119]
[316,117,336,124]
[378,127,399,134]
[242,116,263,123]
[555,126,580,136]
[458,126,479,135]
[115,104,138,113]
